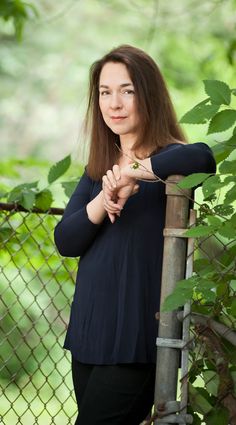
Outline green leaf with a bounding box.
[61,180,79,198]
[35,189,53,211]
[189,384,213,415]
[230,280,236,291]
[7,182,38,207]
[178,173,211,189]
[202,370,219,396]
[194,259,213,274]
[176,277,196,290]
[213,204,234,216]
[223,175,236,184]
[161,287,193,311]
[212,142,234,163]
[208,110,236,134]
[184,225,214,238]
[202,175,225,199]
[195,278,217,291]
[229,298,236,317]
[227,131,236,143]
[205,406,229,425]
[197,288,216,303]
[224,184,236,204]
[203,80,231,105]
[10,181,38,192]
[216,282,229,298]
[0,227,15,243]
[212,132,236,163]
[206,215,222,227]
[21,190,36,210]
[231,213,236,225]
[218,223,236,239]
[219,159,236,174]
[48,155,71,184]
[180,102,219,124]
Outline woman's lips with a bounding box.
[110,116,127,121]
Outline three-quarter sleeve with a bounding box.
[150,142,216,179]
[54,171,101,257]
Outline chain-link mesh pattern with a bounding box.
[0,204,78,425]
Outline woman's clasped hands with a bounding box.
[102,164,139,223]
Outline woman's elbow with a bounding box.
[54,228,80,258]
[203,152,216,174]
[55,242,81,258]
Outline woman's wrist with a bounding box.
[121,158,154,180]
[86,190,107,224]
[120,164,137,181]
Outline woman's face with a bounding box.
[98,62,140,143]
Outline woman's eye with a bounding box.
[123,90,135,95]
[100,91,110,96]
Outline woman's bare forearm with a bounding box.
[86,189,122,224]
[86,191,107,224]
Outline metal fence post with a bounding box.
[154,175,193,425]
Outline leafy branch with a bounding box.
[2,155,78,212]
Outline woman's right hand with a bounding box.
[102,165,139,223]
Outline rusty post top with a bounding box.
[165,175,192,197]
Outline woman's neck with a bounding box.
[119,135,136,156]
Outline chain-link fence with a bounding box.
[1,187,236,425]
[0,203,78,425]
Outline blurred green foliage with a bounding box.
[0,0,38,40]
[0,0,235,162]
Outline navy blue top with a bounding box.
[54,142,216,365]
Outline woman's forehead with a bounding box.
[99,62,133,86]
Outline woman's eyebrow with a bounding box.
[99,82,134,88]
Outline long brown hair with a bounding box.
[85,45,186,180]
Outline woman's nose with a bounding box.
[110,93,122,109]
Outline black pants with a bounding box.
[72,356,155,425]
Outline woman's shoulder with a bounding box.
[163,141,213,151]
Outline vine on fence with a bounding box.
[162,79,236,425]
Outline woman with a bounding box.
[54,45,216,425]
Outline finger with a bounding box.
[104,201,122,213]
[106,170,117,188]
[103,191,122,210]
[102,175,113,191]
[117,196,128,210]
[112,164,121,181]
[108,212,115,223]
[132,184,139,195]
